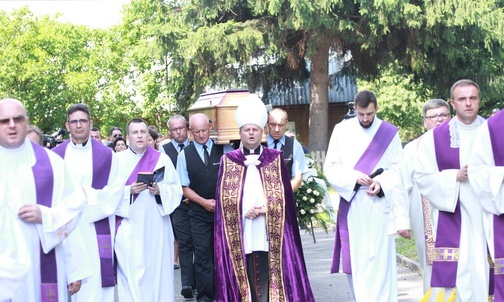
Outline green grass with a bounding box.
[396,234,418,261]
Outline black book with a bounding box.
[137,172,154,186]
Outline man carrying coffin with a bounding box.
[0,98,87,301]
[176,113,234,302]
[115,118,182,302]
[324,90,406,301]
[52,103,124,301]
[161,114,196,299]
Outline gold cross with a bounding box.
[433,248,459,261]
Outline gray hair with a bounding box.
[450,79,480,100]
[422,99,450,117]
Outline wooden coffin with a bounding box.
[187,89,251,144]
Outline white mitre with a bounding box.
[235,94,267,128]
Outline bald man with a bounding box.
[266,108,307,192]
[0,98,87,301]
[176,113,234,302]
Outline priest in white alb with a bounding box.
[415,79,488,301]
[399,99,451,293]
[324,90,406,301]
[468,108,504,300]
[115,118,182,302]
[52,104,124,301]
[0,98,87,301]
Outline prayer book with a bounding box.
[137,172,154,186]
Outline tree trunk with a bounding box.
[308,39,330,153]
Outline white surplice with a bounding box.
[415,117,488,301]
[0,200,30,301]
[0,139,87,301]
[400,137,432,293]
[468,118,504,262]
[242,153,268,254]
[324,117,404,302]
[59,141,124,302]
[115,148,182,302]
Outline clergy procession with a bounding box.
[1,77,503,302]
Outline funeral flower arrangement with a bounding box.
[295,157,329,243]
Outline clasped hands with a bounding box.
[130,181,159,195]
[245,206,266,220]
[356,173,382,197]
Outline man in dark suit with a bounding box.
[176,113,233,302]
[161,115,195,299]
[266,108,307,192]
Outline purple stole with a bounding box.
[52,139,115,287]
[330,121,398,274]
[488,111,504,300]
[115,146,161,231]
[31,141,58,302]
[431,121,462,288]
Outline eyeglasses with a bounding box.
[169,126,187,132]
[113,133,122,138]
[424,113,450,121]
[0,116,26,126]
[68,119,89,126]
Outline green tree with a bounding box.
[358,63,432,142]
[122,0,504,151]
[0,7,144,136]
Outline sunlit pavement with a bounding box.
[173,228,423,302]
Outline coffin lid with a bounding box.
[188,89,253,144]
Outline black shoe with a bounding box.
[181,286,193,299]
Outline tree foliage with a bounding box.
[1,1,503,146]
[0,8,98,133]
[122,0,504,150]
[0,7,141,135]
[358,63,432,141]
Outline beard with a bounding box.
[359,117,374,129]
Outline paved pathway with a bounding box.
[173,228,423,301]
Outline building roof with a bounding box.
[266,57,357,106]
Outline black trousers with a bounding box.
[189,210,215,301]
[171,202,195,288]
[246,251,269,302]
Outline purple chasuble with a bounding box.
[331,121,398,274]
[488,110,504,300]
[31,141,58,302]
[115,146,161,231]
[52,139,115,287]
[431,121,462,288]
[214,148,315,301]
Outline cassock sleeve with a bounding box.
[83,153,125,223]
[0,208,31,301]
[155,154,183,216]
[61,226,93,284]
[414,130,459,212]
[374,133,409,231]
[468,122,504,214]
[396,141,416,232]
[323,123,362,201]
[37,151,86,254]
